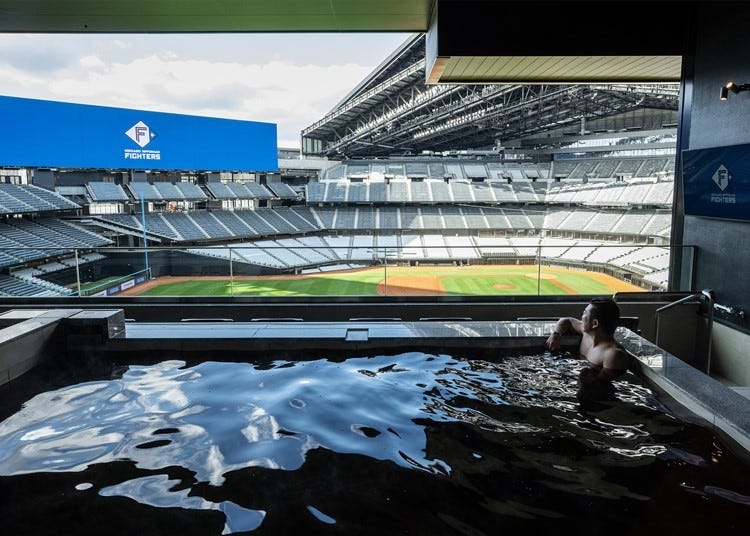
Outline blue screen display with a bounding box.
[682,143,750,222]
[0,95,278,172]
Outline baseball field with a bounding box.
[118,264,643,297]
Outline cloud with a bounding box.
[0,35,77,74]
[79,55,106,70]
[44,55,372,146]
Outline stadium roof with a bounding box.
[1,1,688,161]
[1,1,692,83]
[302,34,680,157]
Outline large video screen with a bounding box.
[682,143,750,222]
[0,95,278,172]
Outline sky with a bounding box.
[0,32,411,148]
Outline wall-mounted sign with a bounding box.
[682,143,750,222]
[0,95,278,172]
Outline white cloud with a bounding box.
[79,55,106,69]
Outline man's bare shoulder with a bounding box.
[602,343,630,371]
[586,340,629,371]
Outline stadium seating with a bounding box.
[87,182,130,202]
[0,183,79,214]
[176,182,208,200]
[0,274,68,297]
[357,207,377,229]
[420,207,443,228]
[234,210,277,235]
[128,182,162,201]
[0,152,677,295]
[422,234,450,259]
[266,182,299,199]
[209,211,255,237]
[205,181,237,199]
[225,182,256,200]
[153,182,183,200]
[244,182,275,200]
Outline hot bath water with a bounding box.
[1,351,749,535]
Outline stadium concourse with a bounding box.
[0,148,675,297]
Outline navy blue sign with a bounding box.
[682,143,750,222]
[0,95,278,172]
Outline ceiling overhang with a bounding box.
[425,1,690,84]
[0,1,694,84]
[0,0,433,32]
[427,55,683,84]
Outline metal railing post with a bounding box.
[537,245,542,295]
[229,247,234,297]
[74,248,82,296]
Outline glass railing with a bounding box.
[0,243,696,298]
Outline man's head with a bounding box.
[582,297,620,336]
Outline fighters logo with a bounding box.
[712,164,731,191]
[125,121,158,148]
[710,164,736,205]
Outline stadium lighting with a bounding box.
[720,81,750,100]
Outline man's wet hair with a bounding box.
[589,297,620,336]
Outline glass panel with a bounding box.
[8,243,693,298]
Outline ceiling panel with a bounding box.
[0,0,434,32]
[432,55,682,84]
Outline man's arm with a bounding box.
[546,317,583,351]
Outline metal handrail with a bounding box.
[654,289,714,375]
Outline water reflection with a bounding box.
[99,474,265,533]
[1,352,749,534]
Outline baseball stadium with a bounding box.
[2,3,750,535]
[0,35,680,300]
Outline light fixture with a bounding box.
[720,81,750,100]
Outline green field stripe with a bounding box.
[137,265,643,297]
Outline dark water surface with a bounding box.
[1,352,749,535]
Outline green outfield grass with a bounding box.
[137,265,643,297]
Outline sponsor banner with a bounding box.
[92,290,108,297]
[683,144,750,222]
[0,95,278,171]
[96,274,149,296]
